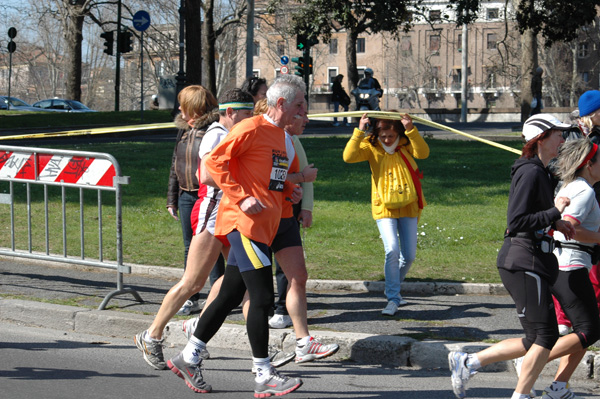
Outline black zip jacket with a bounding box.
[497,155,562,281]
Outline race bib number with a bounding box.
[269,155,288,191]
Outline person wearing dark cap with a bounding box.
[448,114,576,399]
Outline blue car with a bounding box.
[32,98,97,112]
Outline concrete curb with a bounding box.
[2,297,599,382]
[127,262,509,296]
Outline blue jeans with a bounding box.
[375,217,418,305]
[333,101,348,123]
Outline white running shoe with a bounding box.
[268,314,293,329]
[448,351,476,398]
[295,336,339,363]
[176,299,202,316]
[541,384,581,399]
[381,301,398,316]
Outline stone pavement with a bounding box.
[1,256,599,383]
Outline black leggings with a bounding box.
[193,264,274,358]
[552,268,600,348]
[499,268,559,350]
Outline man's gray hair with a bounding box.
[266,75,306,107]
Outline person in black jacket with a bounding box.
[331,74,350,126]
[167,85,220,315]
[448,114,576,399]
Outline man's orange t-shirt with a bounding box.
[204,115,293,245]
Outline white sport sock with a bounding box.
[466,353,481,371]
[143,330,161,342]
[182,335,207,364]
[253,357,271,383]
[296,336,311,347]
[510,392,530,399]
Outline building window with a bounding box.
[457,33,462,52]
[401,36,412,56]
[254,18,261,30]
[357,38,365,53]
[487,8,499,20]
[277,40,285,56]
[582,71,590,82]
[330,38,338,54]
[253,41,260,57]
[357,67,366,80]
[328,68,338,86]
[578,43,589,58]
[429,10,441,21]
[487,33,497,50]
[429,35,440,53]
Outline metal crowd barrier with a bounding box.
[0,145,142,310]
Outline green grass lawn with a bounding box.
[0,136,522,283]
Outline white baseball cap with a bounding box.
[522,114,571,142]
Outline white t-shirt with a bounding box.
[199,122,229,201]
[553,177,600,271]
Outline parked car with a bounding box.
[0,96,44,112]
[32,98,97,113]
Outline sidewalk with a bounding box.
[1,257,599,382]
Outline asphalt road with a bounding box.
[6,321,598,399]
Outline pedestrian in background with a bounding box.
[166,85,219,316]
[331,74,351,127]
[241,76,268,103]
[343,112,429,316]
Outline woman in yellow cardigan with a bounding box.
[343,112,430,316]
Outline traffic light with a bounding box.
[118,30,133,54]
[292,57,305,78]
[307,56,313,75]
[100,31,114,56]
[296,34,307,50]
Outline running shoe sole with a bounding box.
[254,378,302,398]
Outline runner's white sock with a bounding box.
[182,335,207,364]
[296,336,311,347]
[466,353,481,371]
[143,330,161,342]
[253,357,271,383]
[511,392,530,399]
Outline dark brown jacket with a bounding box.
[167,112,220,208]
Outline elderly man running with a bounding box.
[166,75,306,398]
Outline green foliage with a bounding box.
[449,0,599,46]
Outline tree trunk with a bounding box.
[520,27,537,122]
[203,0,217,95]
[570,43,578,107]
[185,0,202,85]
[64,7,84,101]
[346,28,359,92]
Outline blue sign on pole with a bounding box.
[133,10,151,32]
[280,56,289,65]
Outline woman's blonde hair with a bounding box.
[556,138,596,184]
[253,98,268,115]
[177,85,218,122]
[580,115,595,131]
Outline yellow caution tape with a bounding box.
[308,111,522,155]
[0,122,176,141]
